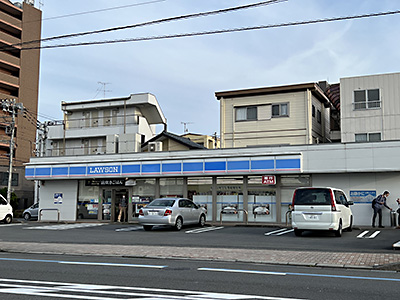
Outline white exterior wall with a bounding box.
[312,173,400,226]
[38,180,78,222]
[220,91,309,148]
[341,72,400,143]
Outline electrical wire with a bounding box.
[10,0,286,48]
[13,9,400,51]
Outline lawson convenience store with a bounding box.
[25,141,400,226]
[25,149,305,224]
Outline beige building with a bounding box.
[340,72,400,143]
[215,83,332,148]
[181,133,220,149]
[0,0,41,207]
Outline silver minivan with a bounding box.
[0,194,13,224]
[291,187,353,237]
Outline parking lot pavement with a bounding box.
[1,222,400,270]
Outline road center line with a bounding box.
[0,257,166,269]
[198,267,400,282]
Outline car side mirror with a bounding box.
[347,201,354,205]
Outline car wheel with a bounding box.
[143,225,153,231]
[346,216,353,232]
[3,215,12,224]
[199,214,206,227]
[174,217,183,231]
[335,221,343,237]
[23,213,31,221]
[294,229,302,237]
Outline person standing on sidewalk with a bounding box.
[372,191,392,228]
[396,198,400,229]
[118,195,127,222]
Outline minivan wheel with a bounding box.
[199,214,206,227]
[346,217,353,232]
[175,217,183,231]
[294,229,303,237]
[3,215,12,224]
[23,213,31,221]
[335,221,342,237]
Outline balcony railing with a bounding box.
[65,114,139,129]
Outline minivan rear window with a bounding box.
[293,188,332,205]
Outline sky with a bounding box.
[34,0,400,136]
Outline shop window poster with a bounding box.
[54,193,63,205]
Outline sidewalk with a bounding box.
[1,241,400,271]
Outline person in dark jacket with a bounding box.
[372,191,392,228]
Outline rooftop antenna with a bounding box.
[181,122,193,133]
[96,82,112,98]
[39,0,44,9]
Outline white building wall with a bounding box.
[341,72,400,143]
[39,180,78,222]
[312,173,400,226]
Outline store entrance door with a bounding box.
[101,188,129,222]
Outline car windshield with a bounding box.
[293,189,332,205]
[147,199,175,207]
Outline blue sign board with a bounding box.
[349,190,376,203]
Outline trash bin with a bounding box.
[390,211,397,227]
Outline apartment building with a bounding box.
[0,0,41,207]
[43,93,166,157]
[340,72,400,143]
[215,83,332,148]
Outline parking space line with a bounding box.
[264,228,288,236]
[0,224,23,227]
[368,231,380,239]
[185,226,224,234]
[357,231,369,238]
[276,229,294,236]
[115,227,143,232]
[393,241,400,249]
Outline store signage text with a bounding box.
[88,166,120,175]
[262,175,276,185]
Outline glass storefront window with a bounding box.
[160,178,184,198]
[188,177,212,222]
[132,179,156,218]
[248,176,276,223]
[77,180,100,219]
[280,175,311,224]
[217,177,243,222]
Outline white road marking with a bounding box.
[265,228,292,236]
[0,257,166,269]
[185,226,224,234]
[368,231,381,239]
[276,229,295,236]
[357,231,369,238]
[0,278,306,300]
[24,223,105,230]
[115,226,143,232]
[0,223,23,227]
[199,267,287,276]
[393,241,400,249]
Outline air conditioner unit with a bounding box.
[149,141,162,152]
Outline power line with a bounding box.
[12,0,286,48]
[15,9,400,51]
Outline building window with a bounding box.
[354,89,380,110]
[312,105,315,117]
[271,103,288,117]
[0,172,18,186]
[235,106,257,121]
[355,133,381,142]
[317,110,321,124]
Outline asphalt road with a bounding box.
[0,252,399,300]
[0,221,399,253]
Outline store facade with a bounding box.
[25,141,400,226]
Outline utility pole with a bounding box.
[1,99,24,203]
